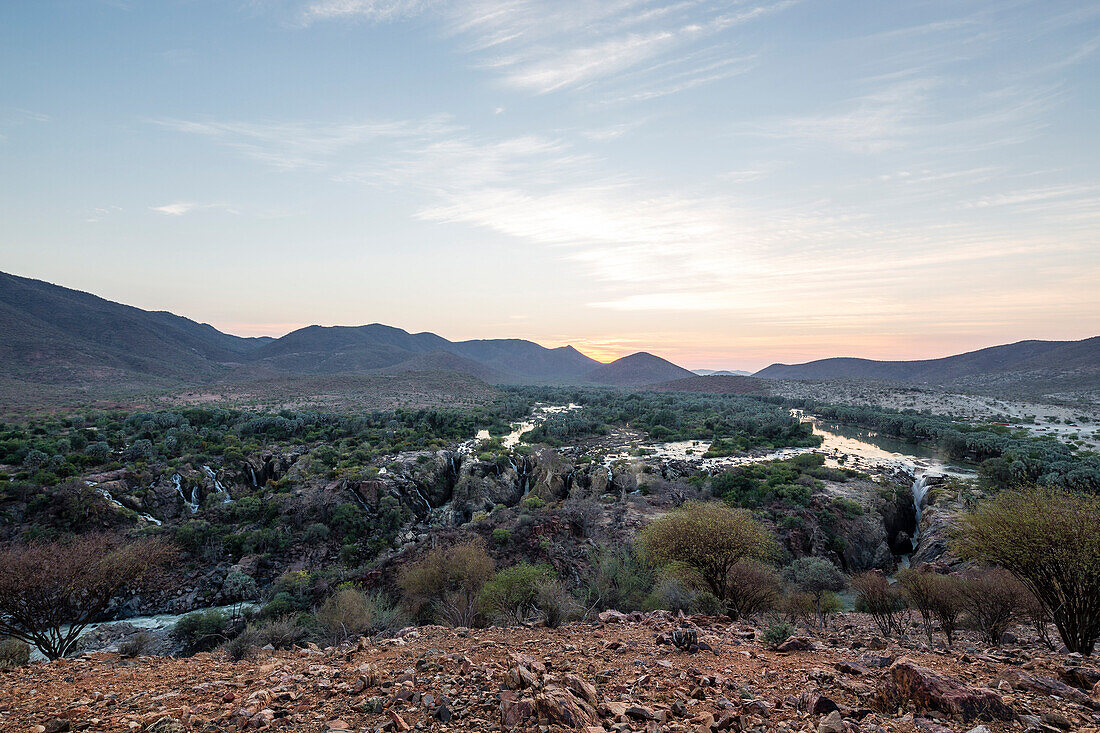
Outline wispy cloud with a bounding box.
[150,116,456,169]
[294,0,798,98]
[298,0,436,24]
[0,108,49,142]
[150,202,239,216]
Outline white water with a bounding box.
[87,481,162,526]
[466,403,583,452]
[173,473,198,513]
[27,602,260,662]
[910,474,933,544]
[202,465,234,505]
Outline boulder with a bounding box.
[997,669,1096,708]
[536,685,599,728]
[777,637,815,652]
[876,658,1014,722]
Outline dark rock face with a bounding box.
[883,493,917,554]
[875,658,1014,722]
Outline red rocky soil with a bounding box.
[3,611,1099,733]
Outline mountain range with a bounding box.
[755,337,1100,386]
[0,272,687,387]
[3,271,1096,394]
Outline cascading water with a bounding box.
[203,465,233,505]
[88,481,163,525]
[174,474,198,513]
[910,474,931,544]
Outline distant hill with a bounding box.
[0,271,268,383]
[755,337,1100,386]
[692,369,753,377]
[586,352,695,386]
[646,375,769,394]
[247,324,599,383]
[0,271,618,388]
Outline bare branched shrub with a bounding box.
[851,571,906,636]
[0,534,175,659]
[899,568,964,647]
[726,560,781,620]
[954,487,1100,655]
[960,568,1028,646]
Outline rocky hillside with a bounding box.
[585,353,696,387]
[4,611,1099,733]
[2,271,702,390]
[755,337,1100,392]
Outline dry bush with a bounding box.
[317,587,404,642]
[777,590,816,626]
[955,487,1100,655]
[0,534,175,659]
[899,568,964,647]
[851,570,906,636]
[0,637,30,668]
[398,538,495,625]
[726,560,781,620]
[960,567,1028,646]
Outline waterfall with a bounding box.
[249,465,258,487]
[911,474,930,543]
[409,484,432,514]
[174,474,198,513]
[91,482,162,525]
[203,465,233,504]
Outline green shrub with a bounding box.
[399,539,495,626]
[521,495,546,510]
[582,545,653,612]
[479,563,551,625]
[0,637,30,668]
[317,588,405,642]
[491,528,512,546]
[174,610,230,654]
[763,618,794,647]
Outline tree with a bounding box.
[851,570,906,636]
[0,534,174,659]
[638,501,776,606]
[954,487,1100,655]
[785,557,846,628]
[959,568,1028,646]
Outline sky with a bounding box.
[1,0,1098,370]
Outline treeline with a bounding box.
[0,398,535,487]
[506,387,819,450]
[787,399,1100,493]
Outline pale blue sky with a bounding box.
[2,0,1098,369]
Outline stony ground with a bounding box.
[4,612,1099,733]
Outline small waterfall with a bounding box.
[91,481,162,525]
[203,465,233,504]
[911,474,930,544]
[249,465,258,487]
[174,474,198,513]
[411,484,431,512]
